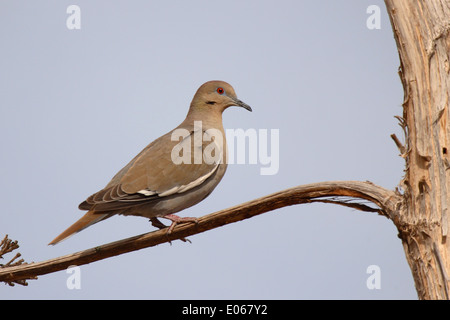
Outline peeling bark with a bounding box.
[384,0,450,299]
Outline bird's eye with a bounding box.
[217,87,225,95]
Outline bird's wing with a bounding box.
[80,128,225,211]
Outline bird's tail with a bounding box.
[48,210,110,245]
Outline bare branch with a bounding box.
[0,180,401,285]
[391,133,406,155]
[0,235,19,257]
[0,235,35,286]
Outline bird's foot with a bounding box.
[150,216,198,243]
[164,214,199,234]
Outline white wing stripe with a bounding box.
[175,164,218,194]
[137,189,157,196]
[137,163,220,198]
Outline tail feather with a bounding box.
[48,211,110,245]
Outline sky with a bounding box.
[1,1,418,299]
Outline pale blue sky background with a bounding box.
[1,1,417,299]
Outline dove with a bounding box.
[49,80,251,245]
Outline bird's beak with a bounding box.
[233,98,252,112]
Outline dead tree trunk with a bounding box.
[384,0,450,299]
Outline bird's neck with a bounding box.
[183,107,224,131]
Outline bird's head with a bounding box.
[190,80,252,114]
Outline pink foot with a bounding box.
[163,214,199,234]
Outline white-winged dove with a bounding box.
[49,81,251,245]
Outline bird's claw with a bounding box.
[164,214,199,234]
[150,215,198,244]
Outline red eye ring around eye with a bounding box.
[217,87,224,94]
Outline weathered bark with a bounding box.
[384,0,450,299]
